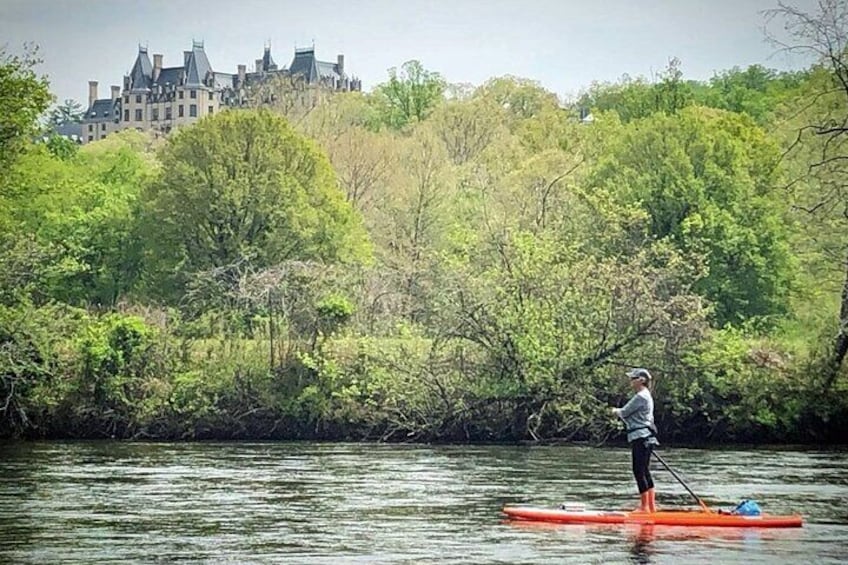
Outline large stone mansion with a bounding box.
[81,41,360,143]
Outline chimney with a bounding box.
[337,54,344,76]
[238,64,246,84]
[184,50,192,67]
[88,80,98,108]
[111,85,120,101]
[153,53,163,82]
[255,58,263,73]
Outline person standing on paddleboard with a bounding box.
[612,368,658,513]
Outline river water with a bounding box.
[0,442,846,564]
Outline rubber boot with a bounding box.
[646,488,656,513]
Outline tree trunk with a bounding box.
[825,251,848,389]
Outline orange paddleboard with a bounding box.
[502,506,803,528]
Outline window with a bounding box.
[135,94,142,103]
[178,91,184,99]
[208,106,213,115]
[88,135,93,142]
[124,95,129,103]
[135,109,143,121]
[178,105,184,118]
[190,89,197,99]
[165,107,172,120]
[88,124,93,132]
[189,104,197,117]
[124,109,130,121]
[152,108,159,121]
[101,123,106,131]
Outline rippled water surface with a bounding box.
[1,442,846,563]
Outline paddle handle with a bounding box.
[651,450,712,513]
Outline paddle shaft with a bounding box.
[651,450,712,513]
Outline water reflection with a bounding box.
[629,524,656,564]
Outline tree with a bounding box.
[144,109,371,297]
[577,59,694,122]
[696,65,806,124]
[654,58,694,114]
[590,107,795,327]
[475,76,560,122]
[0,131,152,306]
[767,0,848,387]
[429,97,504,164]
[48,98,84,126]
[0,45,51,168]
[578,75,657,123]
[371,127,453,321]
[301,94,395,210]
[323,126,395,209]
[374,60,446,129]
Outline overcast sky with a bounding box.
[0,0,816,107]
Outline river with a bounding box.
[0,442,846,563]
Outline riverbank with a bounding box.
[3,304,846,444]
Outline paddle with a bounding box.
[651,450,712,513]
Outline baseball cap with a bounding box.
[627,368,652,382]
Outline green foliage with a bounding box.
[73,315,157,417]
[590,106,795,326]
[695,65,807,124]
[316,294,355,330]
[0,302,61,436]
[44,134,79,160]
[664,328,790,440]
[143,109,371,299]
[577,58,694,122]
[373,60,446,129]
[579,61,804,126]
[0,133,151,306]
[0,45,52,168]
[476,76,561,121]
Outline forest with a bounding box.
[1,2,847,444]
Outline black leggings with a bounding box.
[631,440,654,494]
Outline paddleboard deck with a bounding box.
[502,506,803,528]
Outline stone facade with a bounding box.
[81,41,360,143]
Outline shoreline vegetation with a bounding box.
[2,3,848,444]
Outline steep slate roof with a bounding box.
[213,72,235,89]
[87,99,119,121]
[130,48,153,90]
[289,48,345,83]
[317,60,342,80]
[289,48,318,82]
[185,42,213,86]
[157,66,183,86]
[54,122,83,138]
